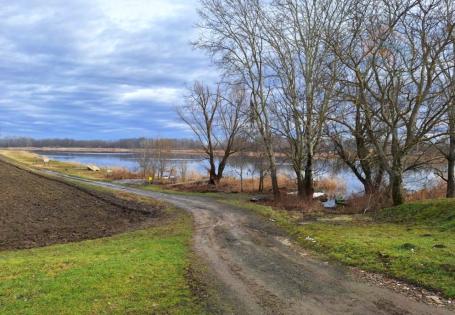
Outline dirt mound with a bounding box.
[0,160,159,251]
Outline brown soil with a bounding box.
[0,160,159,251]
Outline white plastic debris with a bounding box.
[305,236,316,243]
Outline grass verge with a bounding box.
[0,206,205,314]
[0,150,110,180]
[221,198,455,298]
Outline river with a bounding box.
[36,151,440,196]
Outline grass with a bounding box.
[0,150,110,180]
[221,198,455,298]
[376,198,455,231]
[0,208,205,314]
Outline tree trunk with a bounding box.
[216,154,230,184]
[270,162,280,200]
[265,141,280,199]
[391,171,404,205]
[447,156,455,198]
[390,135,404,205]
[448,42,455,198]
[258,169,264,192]
[303,155,314,199]
[208,153,218,185]
[208,165,217,185]
[208,170,217,185]
[296,170,305,198]
[373,167,385,192]
[364,181,375,195]
[240,167,244,192]
[447,101,455,197]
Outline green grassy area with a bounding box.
[0,208,205,314]
[376,198,455,231]
[222,198,455,298]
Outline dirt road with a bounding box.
[36,170,453,314]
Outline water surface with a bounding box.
[37,151,439,196]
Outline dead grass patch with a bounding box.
[340,192,392,214]
[105,168,142,180]
[315,177,346,196]
[407,181,446,202]
[259,195,324,213]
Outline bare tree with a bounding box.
[153,138,172,179]
[326,1,389,194]
[178,81,246,185]
[231,145,251,192]
[327,103,386,194]
[329,0,453,205]
[194,0,453,206]
[432,0,455,197]
[261,0,350,198]
[196,0,281,198]
[255,153,269,192]
[444,40,455,197]
[179,160,188,182]
[138,139,155,179]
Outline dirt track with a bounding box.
[36,170,453,315]
[0,160,157,250]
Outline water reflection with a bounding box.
[38,151,439,196]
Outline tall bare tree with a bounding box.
[432,0,455,197]
[330,0,453,205]
[196,0,281,198]
[153,139,172,179]
[327,103,386,194]
[263,0,349,198]
[138,139,155,179]
[444,38,455,197]
[178,81,246,185]
[326,0,389,195]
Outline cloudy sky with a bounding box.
[0,0,215,139]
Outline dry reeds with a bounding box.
[162,171,350,197]
[105,168,142,180]
[314,177,346,196]
[344,191,392,214]
[406,181,446,201]
[269,195,324,213]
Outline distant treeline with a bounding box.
[0,137,202,150]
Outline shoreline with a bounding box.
[0,147,336,159]
[1,147,205,155]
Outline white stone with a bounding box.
[427,296,443,304]
[87,164,100,172]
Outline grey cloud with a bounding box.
[0,0,213,139]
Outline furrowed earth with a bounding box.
[0,160,158,251]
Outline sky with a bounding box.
[0,0,216,139]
